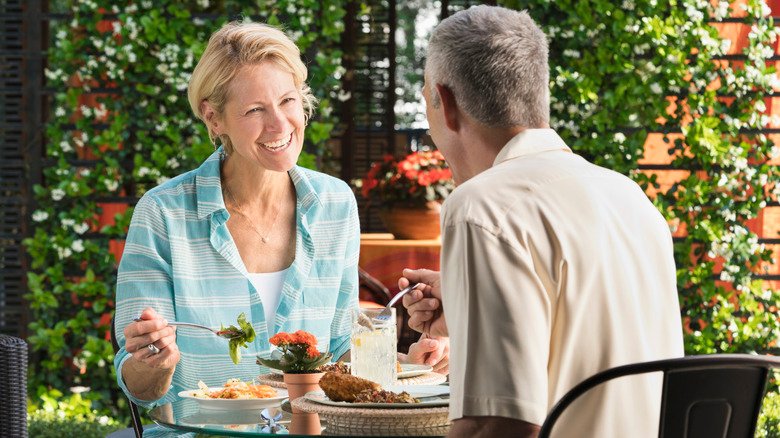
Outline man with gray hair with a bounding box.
[400,5,683,437]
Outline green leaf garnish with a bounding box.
[220,312,256,365]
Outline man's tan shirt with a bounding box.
[441,129,683,436]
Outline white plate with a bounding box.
[305,384,449,409]
[270,363,433,379]
[178,387,288,411]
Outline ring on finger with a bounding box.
[147,343,160,355]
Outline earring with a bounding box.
[210,133,221,150]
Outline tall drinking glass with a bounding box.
[350,307,397,387]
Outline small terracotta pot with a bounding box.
[290,412,322,435]
[283,372,325,414]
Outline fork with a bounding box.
[132,318,239,339]
[374,283,422,322]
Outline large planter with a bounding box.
[379,202,441,240]
[283,372,324,413]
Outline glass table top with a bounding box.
[148,398,448,437]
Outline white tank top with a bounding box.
[247,268,289,331]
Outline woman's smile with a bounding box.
[260,132,293,152]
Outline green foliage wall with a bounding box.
[499,0,780,355]
[27,0,346,415]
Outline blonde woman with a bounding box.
[113,21,448,433]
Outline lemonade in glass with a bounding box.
[350,307,397,387]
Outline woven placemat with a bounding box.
[292,395,450,436]
[257,372,446,389]
[257,372,287,388]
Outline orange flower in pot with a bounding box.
[257,330,332,413]
[355,150,455,239]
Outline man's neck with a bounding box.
[455,119,530,184]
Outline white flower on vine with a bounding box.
[714,1,730,20]
[60,141,72,153]
[55,107,66,118]
[72,239,85,253]
[74,223,89,234]
[57,246,73,260]
[197,0,209,7]
[32,211,49,222]
[650,83,662,94]
[51,189,65,201]
[613,133,626,143]
[166,157,180,169]
[760,1,771,17]
[104,179,119,192]
[93,104,107,120]
[563,49,581,58]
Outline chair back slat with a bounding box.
[539,354,780,438]
[0,334,28,438]
[661,367,769,438]
[111,316,145,438]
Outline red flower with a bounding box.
[354,149,455,209]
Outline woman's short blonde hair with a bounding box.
[187,21,316,153]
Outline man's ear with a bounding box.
[200,100,220,133]
[435,84,460,132]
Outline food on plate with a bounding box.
[354,388,419,404]
[318,361,350,374]
[396,361,402,373]
[318,371,420,404]
[319,371,380,402]
[220,313,257,365]
[194,378,277,399]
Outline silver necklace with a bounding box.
[223,184,282,244]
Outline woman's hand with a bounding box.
[124,307,179,370]
[402,333,450,375]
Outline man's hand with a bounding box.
[402,334,450,375]
[399,268,448,338]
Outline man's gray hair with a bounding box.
[426,6,550,128]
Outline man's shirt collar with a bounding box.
[493,128,572,166]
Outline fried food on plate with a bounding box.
[354,388,418,404]
[319,371,380,402]
[318,361,350,374]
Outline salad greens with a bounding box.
[219,313,256,365]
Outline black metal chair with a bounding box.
[539,354,780,438]
[110,316,145,438]
[0,334,28,437]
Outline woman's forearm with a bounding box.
[121,356,176,401]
